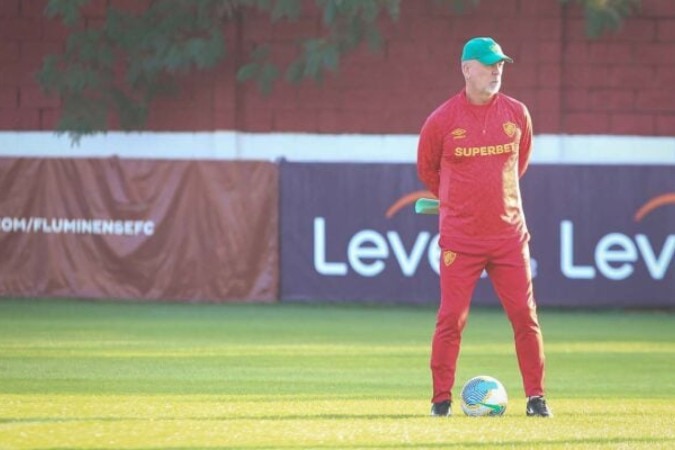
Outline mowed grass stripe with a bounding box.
[0,298,673,449]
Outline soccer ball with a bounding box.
[460,375,508,416]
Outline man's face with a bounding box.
[463,60,505,97]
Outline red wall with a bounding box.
[1,0,673,136]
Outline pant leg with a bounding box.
[431,248,486,403]
[486,237,545,397]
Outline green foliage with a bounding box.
[37,0,642,140]
[39,0,228,139]
[236,45,280,94]
[435,0,481,14]
[237,0,402,90]
[560,0,641,37]
[43,0,89,26]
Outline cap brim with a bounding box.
[478,53,514,64]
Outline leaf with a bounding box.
[563,0,641,38]
[44,0,90,26]
[434,0,480,14]
[237,62,261,82]
[58,94,108,137]
[258,63,280,94]
[271,0,302,22]
[285,59,305,83]
[383,0,400,20]
[322,0,338,25]
[111,89,148,130]
[250,45,271,61]
[364,26,382,51]
[321,44,340,71]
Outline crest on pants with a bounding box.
[443,250,456,266]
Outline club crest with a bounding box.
[443,250,457,266]
[503,122,517,137]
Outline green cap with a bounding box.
[461,37,513,65]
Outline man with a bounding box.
[417,37,552,417]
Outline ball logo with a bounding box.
[443,250,456,266]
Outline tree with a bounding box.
[560,0,641,37]
[37,0,641,140]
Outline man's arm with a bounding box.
[518,105,533,178]
[417,118,442,198]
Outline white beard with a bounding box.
[486,80,501,95]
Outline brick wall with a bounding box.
[0,0,673,136]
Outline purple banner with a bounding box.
[280,161,674,307]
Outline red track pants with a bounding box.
[430,235,545,403]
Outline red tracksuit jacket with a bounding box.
[417,90,533,250]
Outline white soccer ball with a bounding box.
[460,375,508,416]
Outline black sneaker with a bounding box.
[526,396,553,417]
[431,400,451,417]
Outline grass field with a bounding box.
[0,298,673,449]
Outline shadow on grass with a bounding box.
[40,436,675,450]
[1,413,421,424]
[2,408,669,425]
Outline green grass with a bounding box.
[0,298,673,449]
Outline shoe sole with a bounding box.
[526,412,553,417]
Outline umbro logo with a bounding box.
[451,128,467,139]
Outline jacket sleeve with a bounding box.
[417,117,442,198]
[518,104,533,178]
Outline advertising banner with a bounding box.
[280,161,674,307]
[0,158,279,302]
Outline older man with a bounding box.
[417,37,552,418]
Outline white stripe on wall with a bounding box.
[0,131,673,165]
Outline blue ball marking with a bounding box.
[462,378,498,405]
